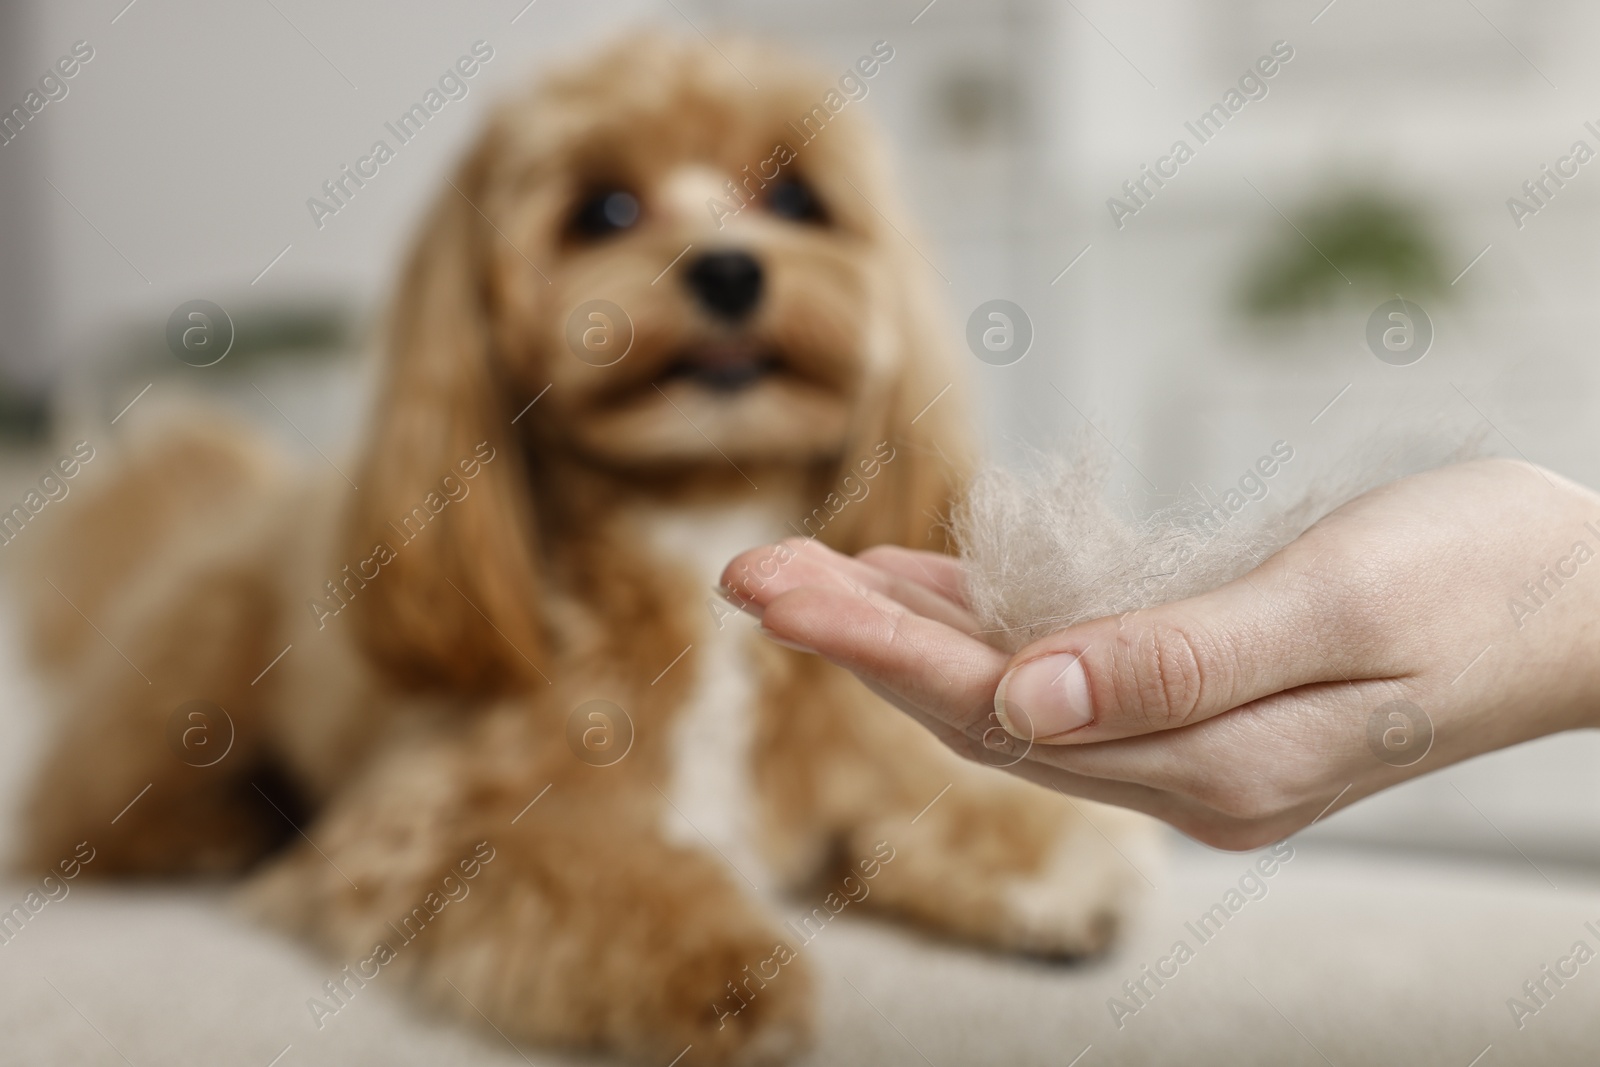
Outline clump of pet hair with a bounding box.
[953,428,1487,652]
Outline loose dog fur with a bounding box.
[18,35,1152,1065]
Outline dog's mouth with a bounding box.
[655,341,784,393]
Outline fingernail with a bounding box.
[994,654,1092,740]
[758,626,815,654]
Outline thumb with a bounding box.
[992,570,1359,744]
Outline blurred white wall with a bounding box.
[0,2,50,390]
[4,0,650,384]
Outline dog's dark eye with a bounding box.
[569,189,640,238]
[766,177,826,225]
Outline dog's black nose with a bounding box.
[684,251,764,321]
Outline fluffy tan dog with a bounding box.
[19,34,1151,1066]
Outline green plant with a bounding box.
[1237,188,1452,318]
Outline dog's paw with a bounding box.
[648,927,815,1067]
[993,803,1159,957]
[444,860,816,1067]
[852,781,1162,959]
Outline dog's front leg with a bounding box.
[246,706,816,1066]
[759,650,1158,959]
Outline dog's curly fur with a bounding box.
[17,34,1152,1065]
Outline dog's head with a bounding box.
[344,33,969,692]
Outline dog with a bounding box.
[18,33,1152,1065]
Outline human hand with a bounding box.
[721,460,1600,849]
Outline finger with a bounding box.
[1018,681,1363,796]
[723,539,978,632]
[761,578,1305,848]
[846,667,1197,829]
[748,553,1312,846]
[993,552,1375,745]
[758,581,1004,736]
[1056,721,1383,848]
[721,539,865,615]
[854,546,973,610]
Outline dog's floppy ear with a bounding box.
[339,145,546,694]
[820,246,973,557]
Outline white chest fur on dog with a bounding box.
[642,502,788,896]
